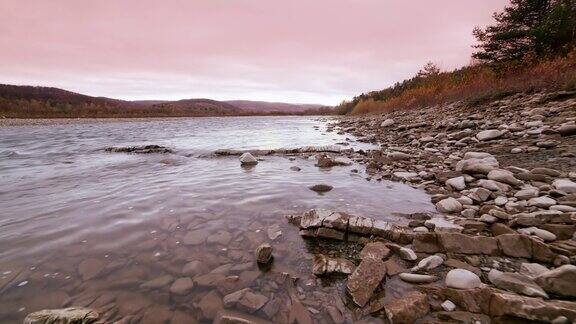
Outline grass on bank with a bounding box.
[337,51,576,115]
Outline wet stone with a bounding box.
[346,257,386,307]
[255,243,273,264]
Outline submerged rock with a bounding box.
[312,254,355,276]
[308,184,333,193]
[255,243,273,264]
[105,145,173,154]
[24,307,99,324]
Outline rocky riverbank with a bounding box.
[282,90,576,322]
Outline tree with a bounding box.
[473,0,575,64]
[417,62,441,78]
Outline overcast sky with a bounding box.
[0,0,508,105]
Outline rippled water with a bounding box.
[0,116,433,323]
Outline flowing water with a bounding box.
[0,116,433,323]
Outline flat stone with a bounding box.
[528,196,557,208]
[535,265,576,298]
[170,277,194,295]
[439,233,498,255]
[24,307,99,324]
[399,273,438,284]
[489,291,576,322]
[140,275,174,290]
[519,263,549,278]
[497,234,533,258]
[411,255,444,272]
[384,291,429,323]
[488,169,523,186]
[488,269,548,298]
[359,241,391,260]
[312,254,355,276]
[198,290,223,320]
[476,129,504,141]
[518,227,557,242]
[308,184,333,193]
[346,257,386,307]
[553,179,576,193]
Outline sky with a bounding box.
[0,0,509,105]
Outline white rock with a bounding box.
[441,300,456,312]
[455,152,499,174]
[380,119,395,127]
[457,196,474,206]
[515,188,539,200]
[399,273,438,284]
[479,214,498,223]
[398,247,417,261]
[476,129,504,141]
[413,226,429,233]
[424,218,463,233]
[239,152,258,165]
[527,196,556,208]
[519,263,549,278]
[446,176,466,191]
[517,227,557,242]
[411,255,444,272]
[494,196,508,206]
[550,205,576,212]
[511,148,523,154]
[445,269,482,289]
[435,197,463,214]
[552,179,576,193]
[488,169,523,186]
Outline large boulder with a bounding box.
[535,265,576,298]
[24,307,99,324]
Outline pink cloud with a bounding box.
[0,0,508,104]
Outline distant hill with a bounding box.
[226,100,324,113]
[0,84,332,118]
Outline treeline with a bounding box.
[0,85,334,118]
[337,0,576,115]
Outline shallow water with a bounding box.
[0,116,433,323]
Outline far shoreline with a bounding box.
[0,115,335,127]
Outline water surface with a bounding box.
[0,116,433,323]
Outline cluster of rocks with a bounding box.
[288,208,576,323]
[295,90,576,322]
